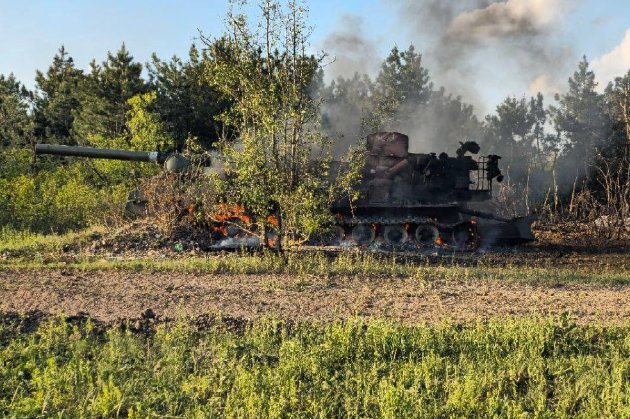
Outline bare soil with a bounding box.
[2,268,630,325]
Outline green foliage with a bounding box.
[148,44,230,150]
[33,46,83,144]
[604,69,630,158]
[0,165,121,232]
[204,0,352,244]
[0,73,33,148]
[2,317,630,417]
[320,73,374,154]
[369,45,433,130]
[126,91,172,152]
[0,226,104,258]
[483,93,549,185]
[550,57,611,178]
[0,91,168,233]
[73,44,147,141]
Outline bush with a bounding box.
[1,164,129,233]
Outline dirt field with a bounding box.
[2,267,630,325]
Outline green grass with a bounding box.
[2,316,630,417]
[1,251,629,286]
[0,226,105,258]
[1,227,628,285]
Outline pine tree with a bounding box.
[33,46,83,143]
[0,73,33,148]
[319,72,374,154]
[73,44,147,143]
[370,45,432,129]
[148,44,229,150]
[550,57,609,170]
[604,70,630,158]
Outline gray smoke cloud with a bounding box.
[391,0,578,112]
[447,0,568,40]
[320,0,579,162]
[390,91,483,155]
[322,15,380,82]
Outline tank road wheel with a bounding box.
[415,225,439,246]
[451,223,477,248]
[383,225,408,246]
[352,224,375,245]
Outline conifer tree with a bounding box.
[148,44,229,150]
[0,74,32,148]
[370,45,432,129]
[74,44,147,143]
[550,57,609,175]
[34,46,83,144]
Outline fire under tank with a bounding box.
[331,132,537,248]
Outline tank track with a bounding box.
[336,216,470,229]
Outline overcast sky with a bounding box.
[1,0,629,113]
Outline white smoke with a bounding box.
[447,0,570,41]
[528,73,565,97]
[592,29,630,90]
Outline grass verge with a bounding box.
[1,316,630,417]
[1,227,628,285]
[1,252,629,286]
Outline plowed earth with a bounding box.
[1,265,630,326]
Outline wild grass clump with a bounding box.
[1,316,630,417]
[0,226,105,259]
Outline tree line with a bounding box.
[1,0,629,236]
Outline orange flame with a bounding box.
[212,203,253,224]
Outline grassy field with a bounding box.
[2,228,629,286]
[1,316,630,417]
[3,228,630,416]
[2,252,630,287]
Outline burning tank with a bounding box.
[331,132,537,247]
[33,143,276,246]
[34,134,536,249]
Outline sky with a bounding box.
[1,0,630,114]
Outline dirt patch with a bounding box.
[2,269,630,325]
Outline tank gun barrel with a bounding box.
[34,144,162,163]
[34,143,193,173]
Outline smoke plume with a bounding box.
[322,15,380,82]
[390,0,577,113]
[446,0,567,40]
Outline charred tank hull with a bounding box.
[332,202,537,248]
[331,132,537,248]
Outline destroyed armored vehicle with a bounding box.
[35,133,536,249]
[331,132,537,247]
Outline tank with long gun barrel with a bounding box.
[33,143,257,245]
[35,134,537,249]
[34,143,213,217]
